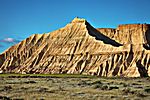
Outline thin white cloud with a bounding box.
[0,38,20,43]
[3,38,15,42]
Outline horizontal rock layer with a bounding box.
[0,18,150,77]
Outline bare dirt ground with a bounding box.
[0,75,150,100]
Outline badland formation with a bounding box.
[0,18,150,77]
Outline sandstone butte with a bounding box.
[0,18,150,77]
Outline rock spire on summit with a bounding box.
[71,17,87,23]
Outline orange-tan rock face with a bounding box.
[0,18,150,77]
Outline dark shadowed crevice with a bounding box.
[143,44,150,50]
[112,67,119,76]
[85,21,122,47]
[136,60,148,77]
[76,60,84,71]
[0,54,5,67]
[145,26,150,45]
[143,26,150,50]
[127,45,134,66]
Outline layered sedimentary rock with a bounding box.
[0,18,149,77]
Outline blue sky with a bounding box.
[0,0,150,53]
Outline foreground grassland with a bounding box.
[0,74,150,100]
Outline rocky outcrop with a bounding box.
[0,17,149,77]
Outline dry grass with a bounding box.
[0,74,150,100]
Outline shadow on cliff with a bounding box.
[143,28,150,50]
[136,60,148,77]
[86,22,122,47]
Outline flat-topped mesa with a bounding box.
[117,24,150,30]
[97,24,150,50]
[115,24,150,45]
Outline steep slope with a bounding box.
[0,18,149,77]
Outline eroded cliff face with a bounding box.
[0,18,150,77]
